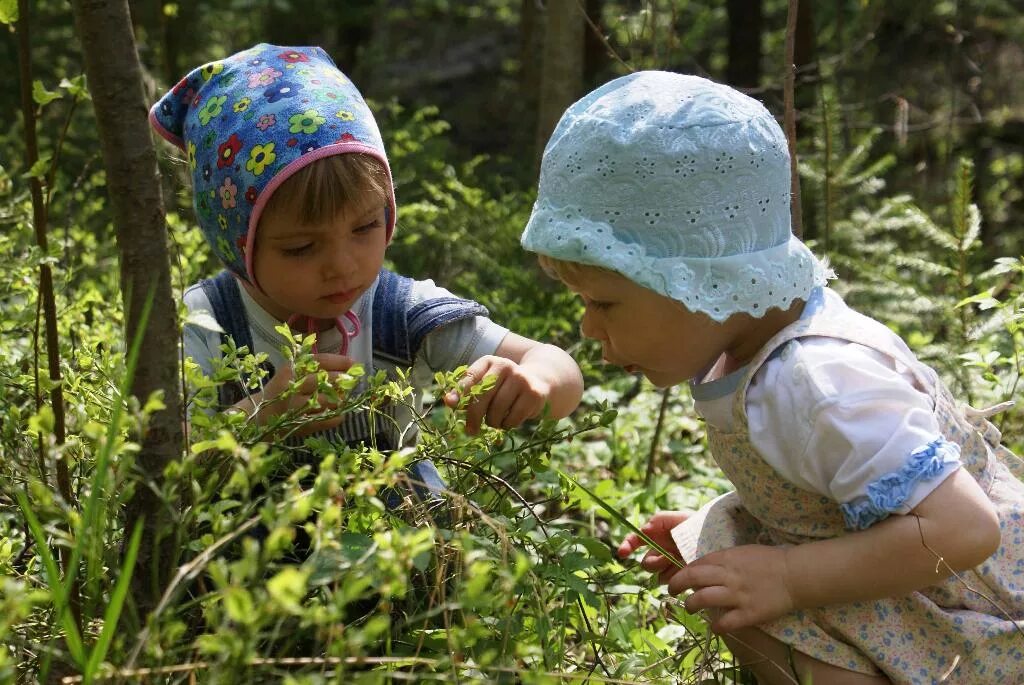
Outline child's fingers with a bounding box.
[658,567,679,586]
[463,392,492,435]
[444,363,485,408]
[617,532,645,558]
[683,585,733,614]
[666,563,723,597]
[483,383,518,429]
[640,551,674,573]
[312,391,341,412]
[647,511,690,531]
[312,353,354,372]
[499,392,542,428]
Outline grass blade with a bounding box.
[83,518,144,682]
[561,471,686,570]
[78,287,153,608]
[15,489,86,666]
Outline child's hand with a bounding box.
[243,353,354,437]
[617,511,689,584]
[666,544,796,634]
[443,355,551,435]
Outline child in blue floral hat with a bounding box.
[151,44,583,492]
[521,71,1024,684]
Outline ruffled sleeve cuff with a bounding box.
[839,437,962,531]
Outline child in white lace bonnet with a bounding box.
[521,71,1024,685]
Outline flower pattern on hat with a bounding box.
[150,43,395,286]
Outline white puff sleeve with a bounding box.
[746,337,962,530]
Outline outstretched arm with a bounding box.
[445,331,584,434]
[667,468,1000,633]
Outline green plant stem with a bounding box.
[644,387,672,488]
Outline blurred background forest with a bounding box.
[1,1,1023,683]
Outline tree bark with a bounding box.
[535,0,585,169]
[70,0,184,617]
[520,0,543,120]
[783,0,803,239]
[726,0,763,88]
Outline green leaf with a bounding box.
[59,76,90,100]
[577,536,613,563]
[32,80,60,106]
[267,567,308,613]
[24,155,52,180]
[0,0,17,25]
[222,587,256,624]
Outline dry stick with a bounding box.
[16,0,80,631]
[573,0,632,72]
[644,387,672,488]
[783,0,803,239]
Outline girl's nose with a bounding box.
[323,243,354,278]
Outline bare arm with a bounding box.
[784,467,1001,609]
[445,331,584,433]
[491,332,584,419]
[672,468,1001,633]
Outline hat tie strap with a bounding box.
[286,310,361,355]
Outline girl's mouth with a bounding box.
[324,289,359,304]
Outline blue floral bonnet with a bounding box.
[150,43,396,289]
[521,71,830,321]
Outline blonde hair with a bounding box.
[261,153,389,226]
[537,254,614,285]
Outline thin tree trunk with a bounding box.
[783,0,803,239]
[726,0,763,88]
[70,0,184,617]
[583,0,610,87]
[16,0,80,633]
[792,0,816,240]
[520,0,543,138]
[535,0,585,169]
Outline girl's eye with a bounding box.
[588,300,613,311]
[354,220,382,234]
[281,243,313,256]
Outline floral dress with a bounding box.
[671,294,1024,684]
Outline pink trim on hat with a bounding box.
[244,142,397,291]
[148,105,185,150]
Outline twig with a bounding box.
[644,387,672,488]
[573,0,632,72]
[912,514,1024,641]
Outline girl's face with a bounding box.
[565,267,745,387]
[249,193,388,324]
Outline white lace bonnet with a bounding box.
[521,71,829,321]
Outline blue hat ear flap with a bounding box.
[384,203,390,227]
[150,74,202,148]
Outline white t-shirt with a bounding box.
[182,273,509,432]
[692,288,961,523]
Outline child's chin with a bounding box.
[643,370,687,389]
